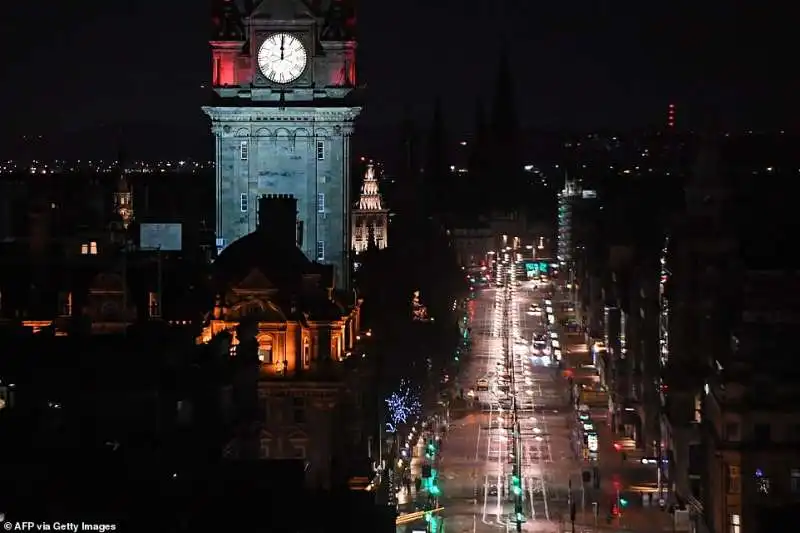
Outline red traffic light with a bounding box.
[613,442,622,451]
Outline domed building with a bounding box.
[198,194,368,487]
[200,194,361,373]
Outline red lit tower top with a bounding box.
[209,0,357,90]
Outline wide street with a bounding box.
[422,254,675,533]
[437,259,574,533]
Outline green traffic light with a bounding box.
[619,497,629,507]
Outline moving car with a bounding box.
[476,378,489,391]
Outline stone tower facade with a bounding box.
[352,164,388,253]
[203,0,361,289]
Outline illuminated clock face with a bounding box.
[258,33,308,84]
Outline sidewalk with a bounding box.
[583,409,672,532]
[556,301,672,533]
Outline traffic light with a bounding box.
[613,442,622,451]
[619,497,629,508]
[511,474,522,496]
[429,482,441,496]
[426,441,436,459]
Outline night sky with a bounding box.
[0,0,794,158]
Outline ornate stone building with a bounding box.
[203,0,361,289]
[197,194,367,487]
[351,164,388,254]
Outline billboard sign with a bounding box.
[140,223,182,251]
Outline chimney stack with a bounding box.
[257,194,299,247]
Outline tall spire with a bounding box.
[467,99,489,216]
[399,104,416,180]
[468,98,488,175]
[424,96,448,216]
[114,135,133,230]
[356,164,384,211]
[488,42,523,210]
[490,41,518,141]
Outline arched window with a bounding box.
[303,337,311,367]
[258,334,273,364]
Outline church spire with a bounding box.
[424,96,448,216]
[468,98,488,175]
[357,164,384,211]
[114,138,133,230]
[467,98,489,215]
[399,104,417,180]
[490,41,517,140]
[488,42,523,210]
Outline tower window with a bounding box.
[316,240,325,261]
[81,242,98,255]
[240,141,249,161]
[240,193,248,212]
[316,140,325,161]
[317,193,325,213]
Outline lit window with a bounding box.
[240,193,248,212]
[303,338,311,367]
[316,140,325,161]
[89,242,98,255]
[729,513,740,533]
[81,244,89,255]
[258,343,273,364]
[317,192,325,213]
[316,240,325,262]
[240,140,248,160]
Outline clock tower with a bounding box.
[203,0,361,289]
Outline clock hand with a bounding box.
[280,35,285,60]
